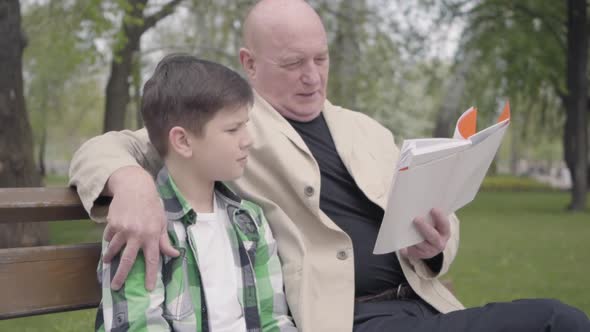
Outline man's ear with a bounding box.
[239,47,256,79]
[168,126,193,158]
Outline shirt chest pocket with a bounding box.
[162,252,194,321]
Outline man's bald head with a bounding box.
[239,0,330,122]
[242,0,325,52]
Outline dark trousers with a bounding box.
[354,298,590,332]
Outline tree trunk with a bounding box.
[37,91,49,178]
[0,0,48,248]
[102,0,183,133]
[38,122,47,177]
[433,51,475,138]
[329,1,364,109]
[102,0,146,133]
[133,53,143,129]
[564,0,588,210]
[509,130,519,175]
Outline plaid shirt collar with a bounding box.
[155,166,242,225]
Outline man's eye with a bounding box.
[226,127,239,133]
[284,60,302,68]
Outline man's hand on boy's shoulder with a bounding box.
[101,166,179,291]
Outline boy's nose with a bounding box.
[241,130,253,150]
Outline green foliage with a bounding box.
[394,1,569,160]
[22,0,106,162]
[314,1,445,139]
[459,0,567,142]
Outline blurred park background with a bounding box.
[1,0,589,330]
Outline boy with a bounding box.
[95,54,297,332]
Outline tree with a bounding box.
[428,0,588,210]
[323,0,365,110]
[564,0,588,210]
[0,0,47,247]
[23,0,102,176]
[103,0,183,132]
[313,0,439,139]
[432,48,476,138]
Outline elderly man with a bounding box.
[70,0,590,331]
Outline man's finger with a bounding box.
[159,232,180,258]
[406,244,430,259]
[103,232,126,263]
[430,208,451,237]
[399,248,408,257]
[103,223,116,242]
[414,241,437,257]
[413,218,443,249]
[143,243,160,291]
[111,243,140,290]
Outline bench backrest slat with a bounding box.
[0,243,101,319]
[0,188,88,223]
[0,187,101,320]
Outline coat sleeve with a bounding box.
[68,128,162,222]
[406,212,460,279]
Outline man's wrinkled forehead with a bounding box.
[242,0,326,51]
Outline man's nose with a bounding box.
[301,62,320,85]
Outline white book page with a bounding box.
[398,138,470,169]
[447,123,508,211]
[411,141,471,167]
[374,152,461,254]
[376,104,510,255]
[469,120,509,145]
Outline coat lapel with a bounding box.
[323,101,389,208]
[251,92,313,157]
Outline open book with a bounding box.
[373,102,511,254]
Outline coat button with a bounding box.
[336,250,348,260]
[304,186,315,197]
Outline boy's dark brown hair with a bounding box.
[141,54,253,156]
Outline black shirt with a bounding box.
[288,114,407,297]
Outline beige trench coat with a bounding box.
[70,93,464,332]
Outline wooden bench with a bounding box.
[0,187,100,320]
[0,187,455,321]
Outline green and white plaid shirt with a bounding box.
[96,167,297,332]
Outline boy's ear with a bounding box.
[169,126,193,158]
[239,47,256,79]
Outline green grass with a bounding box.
[1,177,589,330]
[449,191,590,314]
[0,310,97,332]
[480,174,556,191]
[43,174,69,187]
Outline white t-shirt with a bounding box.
[188,195,247,332]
